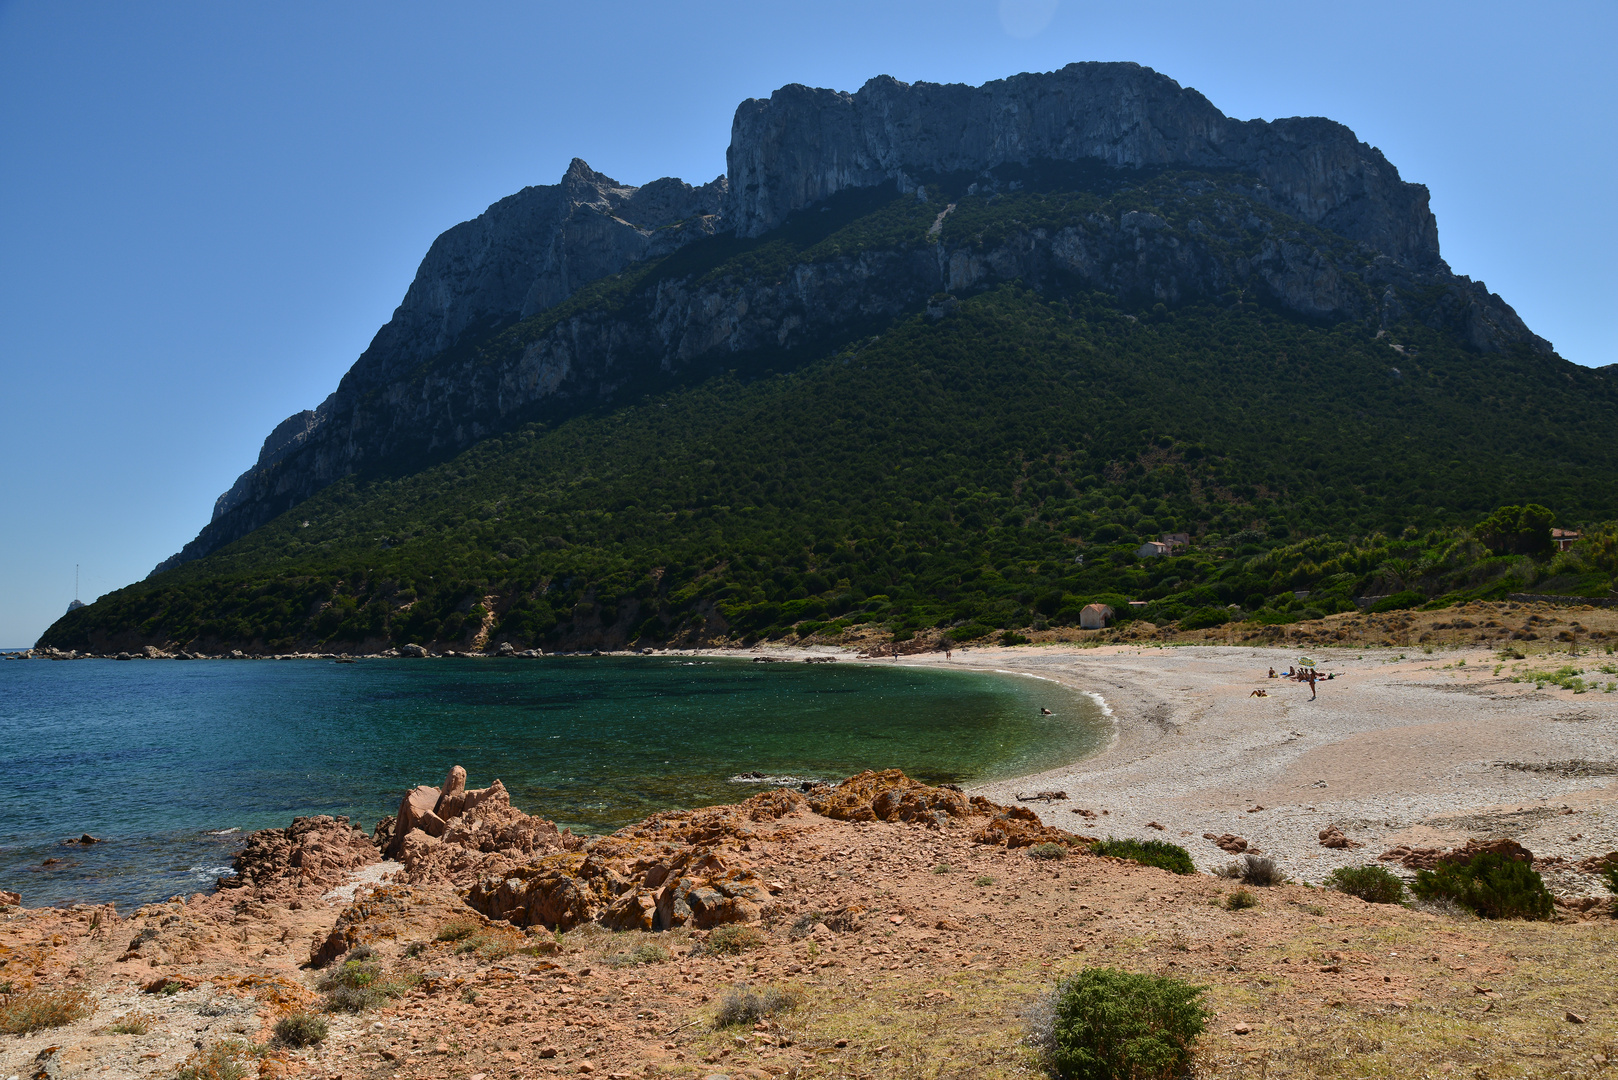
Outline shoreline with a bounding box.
[901,642,1618,894]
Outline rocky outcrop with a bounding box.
[1379,837,1535,870]
[218,815,378,899]
[726,63,1439,267]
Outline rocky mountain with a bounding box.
[154,61,1554,576]
[154,159,724,573]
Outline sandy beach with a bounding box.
[875,642,1618,893]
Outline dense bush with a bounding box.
[275,1012,329,1046]
[1031,967,1209,1080]
[1412,853,1553,920]
[1325,865,1406,904]
[1090,837,1195,875]
[1028,842,1069,861]
[1223,889,1259,911]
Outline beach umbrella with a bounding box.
[1298,656,1316,669]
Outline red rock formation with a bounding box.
[220,815,378,899]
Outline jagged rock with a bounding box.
[970,798,1093,849]
[726,63,1438,266]
[808,769,968,826]
[1318,826,1363,849]
[220,815,378,899]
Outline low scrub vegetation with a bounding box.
[316,955,421,1013]
[1223,889,1259,911]
[714,984,803,1028]
[1090,837,1195,875]
[1412,852,1553,920]
[174,1039,253,1080]
[0,989,93,1035]
[698,924,767,956]
[1325,864,1406,904]
[1027,842,1069,861]
[605,940,671,967]
[274,1011,329,1047]
[1029,966,1210,1080]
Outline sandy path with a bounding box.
[882,643,1618,892]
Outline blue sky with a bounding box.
[1,0,1613,646]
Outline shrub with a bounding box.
[275,1012,329,1047]
[606,941,670,967]
[788,911,823,940]
[1028,842,1069,861]
[0,989,93,1035]
[1325,865,1406,904]
[175,1040,251,1080]
[1001,631,1032,646]
[700,924,767,956]
[974,874,996,887]
[1031,967,1209,1080]
[1090,838,1195,875]
[1370,590,1426,613]
[1238,855,1287,887]
[317,960,419,1012]
[1412,853,1553,919]
[1223,889,1259,911]
[435,919,480,942]
[108,1014,152,1035]
[932,862,953,874]
[1180,607,1231,631]
[714,984,802,1028]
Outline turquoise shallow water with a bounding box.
[0,656,1103,908]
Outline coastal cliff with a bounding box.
[151,62,1555,577]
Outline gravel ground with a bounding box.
[899,643,1618,895]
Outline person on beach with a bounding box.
[1305,668,1318,700]
[1268,667,1277,678]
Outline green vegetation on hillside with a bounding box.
[40,170,1618,652]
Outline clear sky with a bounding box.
[1,0,1614,647]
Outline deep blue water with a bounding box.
[0,656,1102,908]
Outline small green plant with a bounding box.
[435,918,480,942]
[107,1013,152,1035]
[932,862,953,874]
[1412,853,1553,920]
[1028,842,1069,861]
[0,989,94,1034]
[156,979,186,996]
[714,984,803,1028]
[317,959,419,1012]
[459,986,479,1004]
[274,1012,329,1047]
[699,924,767,956]
[1030,967,1210,1080]
[174,1039,251,1080]
[403,941,426,958]
[1090,837,1195,875]
[1325,865,1406,904]
[1498,647,1526,660]
[606,940,670,967]
[1223,889,1259,911]
[974,874,996,887]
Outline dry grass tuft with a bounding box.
[0,989,93,1035]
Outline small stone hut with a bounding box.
[1080,603,1114,630]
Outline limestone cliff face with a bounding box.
[726,63,1440,268]
[153,160,724,573]
[153,63,1554,576]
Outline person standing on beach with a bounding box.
[1305,668,1318,700]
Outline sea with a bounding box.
[0,655,1105,909]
